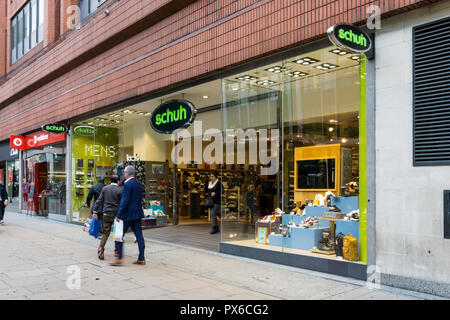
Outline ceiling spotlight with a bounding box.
[287,71,308,78]
[329,48,349,56]
[265,66,284,73]
[256,80,276,85]
[329,127,334,132]
[315,63,339,71]
[341,138,347,143]
[145,112,151,116]
[236,75,258,81]
[203,95,208,99]
[293,57,319,65]
[350,55,360,61]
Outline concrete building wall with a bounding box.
[375,0,450,297]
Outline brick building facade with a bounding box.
[0,0,440,140]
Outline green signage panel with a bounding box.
[42,123,68,134]
[327,24,372,53]
[150,99,196,134]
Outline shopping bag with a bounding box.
[89,217,101,239]
[83,218,92,233]
[112,219,124,242]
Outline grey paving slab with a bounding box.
[0,211,431,300]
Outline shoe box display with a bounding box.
[255,209,283,243]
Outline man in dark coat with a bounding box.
[0,182,9,225]
[110,166,145,266]
[93,174,122,260]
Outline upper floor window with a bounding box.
[11,0,44,65]
[79,0,107,20]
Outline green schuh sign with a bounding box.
[150,99,196,134]
[42,123,68,134]
[327,24,372,54]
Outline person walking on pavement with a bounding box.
[93,174,122,260]
[86,177,105,236]
[110,166,146,266]
[0,181,9,225]
[205,172,222,234]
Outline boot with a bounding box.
[210,226,220,234]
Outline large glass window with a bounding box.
[23,144,67,216]
[221,46,365,263]
[10,0,43,65]
[11,17,17,64]
[79,0,107,20]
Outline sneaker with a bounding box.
[0,220,4,225]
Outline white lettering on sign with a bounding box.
[84,144,116,158]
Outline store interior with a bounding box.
[71,45,365,261]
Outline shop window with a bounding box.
[22,144,67,216]
[221,45,364,263]
[413,16,450,166]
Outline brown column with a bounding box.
[44,0,61,46]
[60,0,78,35]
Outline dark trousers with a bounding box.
[0,204,5,220]
[116,219,145,261]
[99,213,118,250]
[210,203,220,228]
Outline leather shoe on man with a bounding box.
[133,260,146,265]
[109,259,123,266]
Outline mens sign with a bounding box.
[327,24,372,53]
[150,100,196,134]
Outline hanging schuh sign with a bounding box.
[327,24,372,53]
[150,99,196,134]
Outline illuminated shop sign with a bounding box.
[10,131,66,150]
[327,24,372,53]
[74,126,96,136]
[42,123,68,134]
[150,100,196,134]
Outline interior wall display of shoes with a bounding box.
[124,157,146,206]
[143,161,169,212]
[175,169,211,217]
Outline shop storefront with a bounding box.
[13,130,67,220]
[66,38,369,279]
[0,141,20,202]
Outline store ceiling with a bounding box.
[79,46,360,129]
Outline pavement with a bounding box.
[0,210,443,300]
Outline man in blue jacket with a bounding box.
[110,166,146,266]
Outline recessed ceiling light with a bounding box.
[203,95,208,99]
[315,63,339,70]
[329,127,334,132]
[329,48,350,56]
[350,55,360,61]
[236,75,258,81]
[293,57,319,65]
[256,80,276,85]
[287,71,308,78]
[265,66,285,73]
